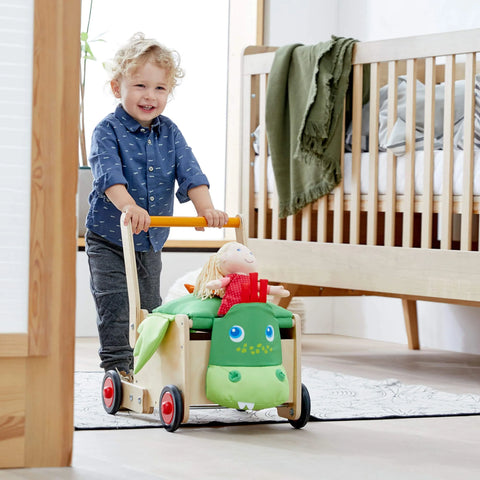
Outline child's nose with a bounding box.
[144,89,155,99]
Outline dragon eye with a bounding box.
[265,325,274,342]
[229,325,245,342]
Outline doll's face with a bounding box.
[219,243,257,275]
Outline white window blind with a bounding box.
[82,0,229,240]
[0,0,33,333]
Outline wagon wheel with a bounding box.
[288,383,311,429]
[101,370,123,415]
[159,385,184,432]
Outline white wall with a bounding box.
[337,0,480,41]
[76,250,211,336]
[264,0,480,354]
[264,0,338,44]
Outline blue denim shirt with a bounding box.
[86,105,209,252]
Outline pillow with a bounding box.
[252,125,271,155]
[153,293,293,329]
[344,78,392,153]
[385,76,466,155]
[153,294,220,329]
[449,75,480,151]
[345,74,479,155]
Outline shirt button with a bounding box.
[148,166,154,172]
[147,139,152,145]
[150,196,155,201]
[140,128,146,132]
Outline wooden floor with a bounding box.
[2,334,480,479]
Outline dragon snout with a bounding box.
[206,364,290,411]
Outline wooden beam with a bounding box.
[256,0,265,45]
[0,334,28,358]
[24,0,81,467]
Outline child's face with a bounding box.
[111,62,171,128]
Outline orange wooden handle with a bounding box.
[149,216,241,228]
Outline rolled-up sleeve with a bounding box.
[89,122,127,195]
[173,128,210,203]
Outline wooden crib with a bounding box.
[241,29,480,350]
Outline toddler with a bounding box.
[85,33,228,378]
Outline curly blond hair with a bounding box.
[107,32,184,90]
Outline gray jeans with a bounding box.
[85,230,162,372]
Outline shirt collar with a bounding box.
[114,104,162,133]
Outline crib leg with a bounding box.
[402,299,420,350]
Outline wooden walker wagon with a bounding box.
[100,215,311,432]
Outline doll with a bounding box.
[193,241,290,315]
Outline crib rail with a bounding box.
[242,28,480,253]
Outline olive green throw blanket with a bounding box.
[266,37,357,218]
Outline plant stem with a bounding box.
[79,0,94,167]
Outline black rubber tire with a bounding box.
[101,370,123,415]
[288,383,311,429]
[159,385,184,432]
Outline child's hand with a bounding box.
[122,204,151,234]
[187,185,229,230]
[196,209,229,231]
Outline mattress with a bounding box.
[254,149,480,196]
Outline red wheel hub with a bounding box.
[161,392,174,424]
[103,377,114,408]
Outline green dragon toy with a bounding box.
[133,274,293,411]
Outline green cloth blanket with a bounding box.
[266,36,357,218]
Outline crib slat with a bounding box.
[461,53,475,251]
[367,63,380,245]
[286,214,295,241]
[332,103,346,244]
[243,74,255,239]
[316,198,327,242]
[256,74,269,239]
[271,181,280,240]
[384,61,398,247]
[440,55,455,250]
[350,63,364,245]
[421,57,436,249]
[403,59,417,247]
[301,203,313,241]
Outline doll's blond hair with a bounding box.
[194,242,242,299]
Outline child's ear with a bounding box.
[110,80,121,98]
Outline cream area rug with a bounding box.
[74,367,480,430]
